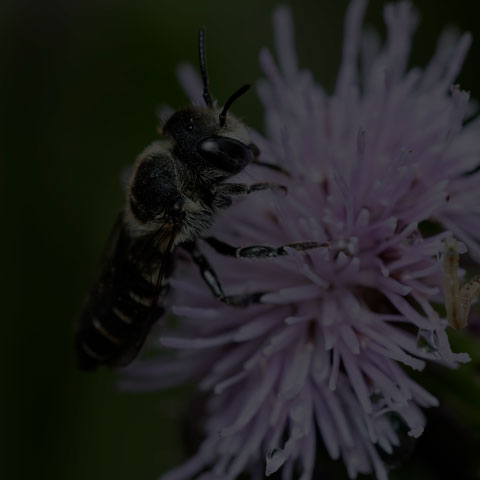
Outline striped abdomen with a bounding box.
[76,226,170,370]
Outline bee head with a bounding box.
[163,106,256,180]
[162,27,257,182]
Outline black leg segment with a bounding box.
[251,159,291,177]
[182,241,268,307]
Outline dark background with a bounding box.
[1,1,480,479]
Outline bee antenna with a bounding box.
[219,84,250,127]
[198,27,213,107]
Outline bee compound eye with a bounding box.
[197,136,253,173]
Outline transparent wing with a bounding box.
[111,221,180,367]
[76,212,181,368]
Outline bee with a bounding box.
[76,28,320,370]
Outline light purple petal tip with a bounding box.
[176,62,204,104]
[273,5,298,83]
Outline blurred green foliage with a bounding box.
[1,1,480,479]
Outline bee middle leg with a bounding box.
[248,143,290,176]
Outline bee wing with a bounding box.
[75,213,126,332]
[111,221,180,367]
[77,211,181,369]
[99,212,125,266]
[75,212,134,368]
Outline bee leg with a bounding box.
[203,236,326,258]
[199,236,326,306]
[248,143,289,175]
[182,241,225,299]
[183,239,326,307]
[181,241,268,307]
[251,159,291,177]
[216,182,288,196]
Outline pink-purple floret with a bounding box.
[123,1,480,478]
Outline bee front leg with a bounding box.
[251,160,291,177]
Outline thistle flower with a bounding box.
[123,1,479,478]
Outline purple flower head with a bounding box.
[124,1,479,478]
